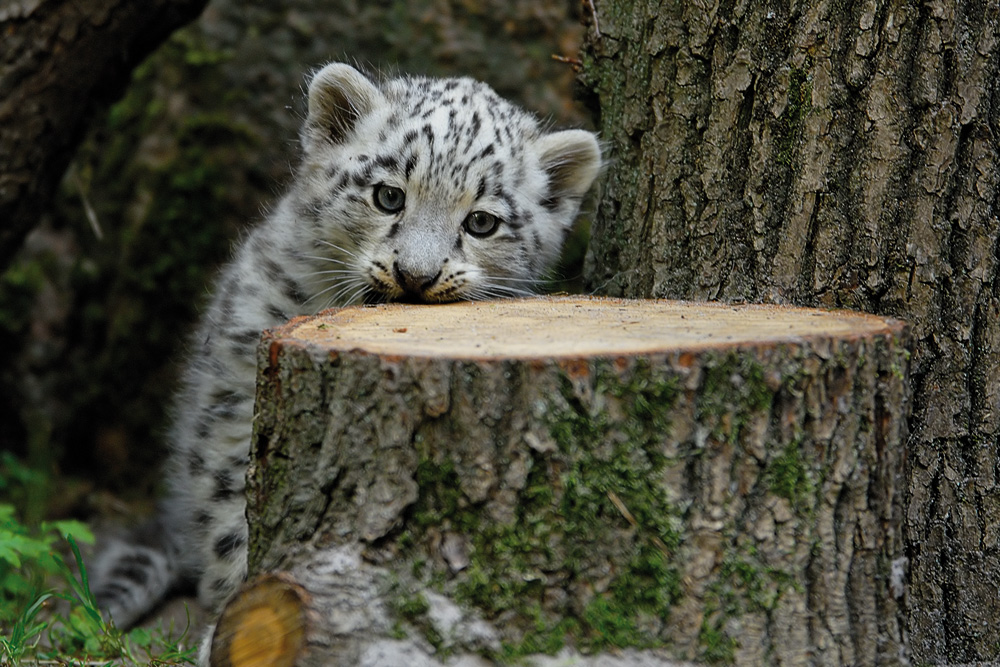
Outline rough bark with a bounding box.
[0,0,207,269]
[229,297,910,666]
[579,1,1000,660]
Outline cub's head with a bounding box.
[291,62,601,306]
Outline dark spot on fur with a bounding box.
[188,451,206,474]
[266,303,290,322]
[261,257,283,282]
[375,154,399,171]
[541,186,561,211]
[210,389,243,407]
[196,410,218,437]
[113,563,150,586]
[224,329,260,356]
[476,144,495,161]
[214,532,246,560]
[279,275,308,305]
[119,552,154,567]
[204,390,241,421]
[212,469,241,500]
[352,166,374,187]
[96,581,131,600]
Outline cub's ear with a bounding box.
[535,129,602,210]
[303,63,384,150]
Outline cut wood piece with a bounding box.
[209,574,308,667]
[231,296,910,666]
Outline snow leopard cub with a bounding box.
[91,62,601,626]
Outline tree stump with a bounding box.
[211,296,911,666]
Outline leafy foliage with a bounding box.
[0,456,197,666]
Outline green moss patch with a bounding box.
[765,439,815,508]
[404,359,686,659]
[698,546,800,663]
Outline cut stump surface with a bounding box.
[279,297,902,358]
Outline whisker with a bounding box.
[314,239,362,260]
[327,279,367,304]
[342,282,372,306]
[478,278,540,298]
[496,288,535,298]
[304,276,365,305]
[302,255,354,267]
[304,268,359,277]
[466,283,534,300]
[363,290,387,306]
[482,275,544,285]
[338,277,375,303]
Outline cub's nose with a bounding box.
[392,261,441,297]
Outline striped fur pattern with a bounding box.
[91,62,601,626]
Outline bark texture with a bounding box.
[579,1,1000,660]
[238,297,910,665]
[0,0,207,268]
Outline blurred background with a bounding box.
[0,0,593,517]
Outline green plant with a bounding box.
[0,591,53,665]
[0,456,197,665]
[0,503,94,625]
[0,531,198,666]
[43,537,196,665]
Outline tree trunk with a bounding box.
[0,0,207,269]
[578,1,1000,661]
[214,297,910,666]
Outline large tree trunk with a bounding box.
[213,297,910,666]
[579,1,1000,661]
[0,0,207,269]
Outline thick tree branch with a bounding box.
[0,0,208,269]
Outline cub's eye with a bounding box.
[463,211,501,238]
[373,184,406,213]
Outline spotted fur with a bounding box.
[91,62,601,626]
